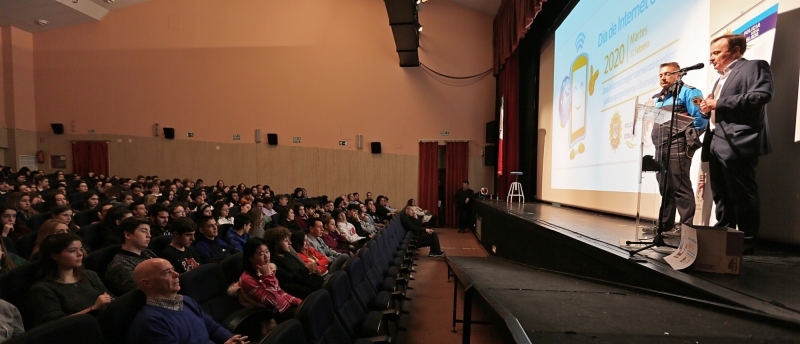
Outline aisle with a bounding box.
[395,228,503,344]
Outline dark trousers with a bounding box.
[656,149,696,230]
[708,153,760,238]
[416,231,441,252]
[457,207,471,230]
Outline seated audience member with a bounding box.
[400,206,445,257]
[307,218,349,259]
[129,201,148,217]
[30,219,71,260]
[7,192,36,242]
[226,213,252,253]
[263,227,323,299]
[121,192,135,207]
[375,195,397,221]
[406,198,437,227]
[321,215,354,254]
[333,209,366,245]
[214,201,233,226]
[49,205,80,233]
[293,203,308,230]
[322,200,335,217]
[235,238,301,324]
[75,191,100,211]
[29,234,113,326]
[129,258,249,344]
[143,194,157,206]
[358,204,378,235]
[198,204,214,218]
[105,217,157,295]
[272,195,289,214]
[0,299,24,341]
[188,191,206,212]
[170,204,187,221]
[42,190,68,213]
[277,208,301,232]
[262,197,277,218]
[290,230,329,276]
[149,204,171,237]
[346,204,372,239]
[94,202,115,225]
[0,234,25,277]
[247,207,267,238]
[304,202,320,218]
[97,208,133,248]
[333,197,347,211]
[33,175,49,193]
[194,215,231,263]
[159,217,204,274]
[0,204,14,238]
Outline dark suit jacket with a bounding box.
[702,58,773,162]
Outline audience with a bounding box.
[0,204,16,239]
[194,215,231,263]
[235,238,301,324]
[225,213,252,253]
[321,215,354,254]
[307,218,349,259]
[0,234,25,277]
[149,204,171,237]
[400,206,444,257]
[214,201,233,226]
[97,208,133,248]
[292,203,308,230]
[30,219,71,260]
[28,234,113,326]
[129,258,249,344]
[105,217,157,295]
[333,209,366,245]
[0,299,24,341]
[247,206,267,238]
[159,217,204,274]
[263,227,323,299]
[7,192,35,242]
[290,230,330,276]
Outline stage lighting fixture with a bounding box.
[418,25,423,32]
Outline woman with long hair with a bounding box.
[292,203,308,230]
[28,234,113,326]
[234,238,301,326]
[213,201,233,226]
[246,207,265,238]
[290,230,329,276]
[75,191,100,211]
[6,192,37,242]
[29,219,71,260]
[48,206,80,233]
[96,208,132,249]
[0,234,26,277]
[143,194,157,206]
[277,208,300,232]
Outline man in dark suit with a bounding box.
[700,34,773,244]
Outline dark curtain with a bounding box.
[72,141,109,177]
[493,0,546,74]
[417,142,439,218]
[498,49,520,198]
[444,142,469,228]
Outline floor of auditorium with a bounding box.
[395,228,502,344]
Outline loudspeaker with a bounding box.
[51,123,64,135]
[370,142,382,154]
[356,135,364,149]
[255,129,262,143]
[267,133,278,146]
[486,121,498,144]
[163,128,175,139]
[484,146,497,166]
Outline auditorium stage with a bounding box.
[473,200,800,324]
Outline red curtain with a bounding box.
[417,142,439,218]
[72,141,109,177]
[493,0,546,74]
[444,142,469,227]
[498,49,520,199]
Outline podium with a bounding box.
[630,102,696,245]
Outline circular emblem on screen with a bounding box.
[609,112,622,152]
[558,76,571,128]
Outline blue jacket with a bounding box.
[224,228,251,253]
[654,84,707,129]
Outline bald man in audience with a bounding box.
[129,258,249,344]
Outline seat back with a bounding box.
[179,263,242,323]
[218,224,234,242]
[15,231,38,261]
[83,244,122,281]
[97,289,146,344]
[259,318,306,344]
[0,261,41,328]
[323,271,367,339]
[78,223,101,251]
[221,252,243,284]
[148,235,173,256]
[343,257,377,312]
[5,314,103,344]
[294,289,352,344]
[358,248,388,293]
[228,206,241,217]
[74,208,98,227]
[28,212,51,232]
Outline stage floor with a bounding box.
[477,200,800,320]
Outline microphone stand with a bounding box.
[627,71,686,255]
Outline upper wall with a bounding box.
[32,0,495,156]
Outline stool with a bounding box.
[507,172,524,203]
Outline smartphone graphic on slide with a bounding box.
[570,54,588,148]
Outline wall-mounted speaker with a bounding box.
[370,142,382,154]
[356,135,364,149]
[484,146,497,166]
[51,123,64,135]
[255,129,262,143]
[154,123,159,137]
[267,133,278,146]
[486,121,498,144]
[163,128,175,140]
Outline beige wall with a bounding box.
[1,26,38,169]
[21,0,496,199]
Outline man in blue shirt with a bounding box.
[651,62,706,233]
[129,258,249,344]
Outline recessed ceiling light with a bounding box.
[35,19,49,26]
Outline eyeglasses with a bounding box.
[173,210,186,215]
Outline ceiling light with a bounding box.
[418,25,423,32]
[35,19,49,26]
[104,0,116,3]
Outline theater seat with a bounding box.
[323,271,389,340]
[28,212,51,232]
[148,235,173,256]
[295,289,386,344]
[221,252,243,284]
[258,318,306,344]
[4,314,103,344]
[97,289,147,344]
[343,257,392,312]
[83,244,122,282]
[0,261,41,328]
[73,208,99,227]
[14,232,38,261]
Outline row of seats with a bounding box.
[2,212,420,344]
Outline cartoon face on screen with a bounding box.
[569,54,588,152]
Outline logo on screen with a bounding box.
[575,32,586,52]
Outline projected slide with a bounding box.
[551,0,709,192]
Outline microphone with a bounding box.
[668,63,704,75]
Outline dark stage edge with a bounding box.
[473,200,800,324]
[446,256,800,343]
